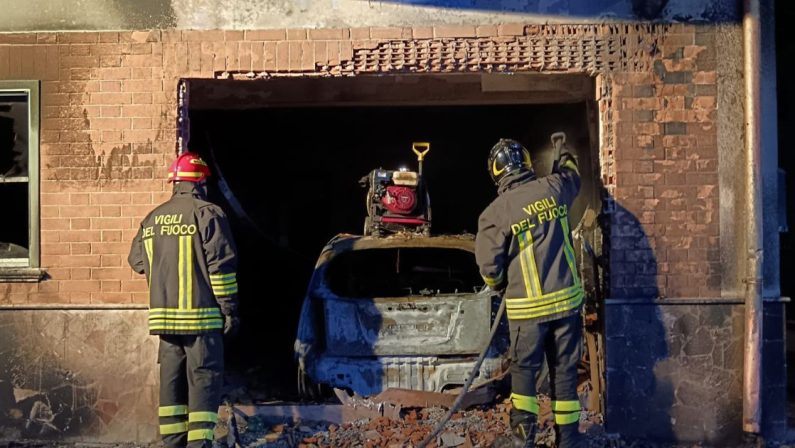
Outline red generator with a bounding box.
[360,142,431,237]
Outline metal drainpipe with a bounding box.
[742,0,763,435]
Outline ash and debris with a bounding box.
[209,396,793,448]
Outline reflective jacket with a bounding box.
[475,153,582,322]
[128,182,239,335]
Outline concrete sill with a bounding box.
[0,268,45,283]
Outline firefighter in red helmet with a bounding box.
[128,152,239,448]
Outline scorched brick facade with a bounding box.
[0,10,785,445]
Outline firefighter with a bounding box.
[128,152,240,448]
[476,137,584,448]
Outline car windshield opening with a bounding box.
[325,247,483,298]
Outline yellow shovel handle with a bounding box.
[412,142,430,161]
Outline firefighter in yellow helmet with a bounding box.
[476,138,584,448]
[128,152,240,448]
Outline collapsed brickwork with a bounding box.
[0,22,782,444]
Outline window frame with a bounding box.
[0,80,40,275]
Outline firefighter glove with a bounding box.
[224,314,240,337]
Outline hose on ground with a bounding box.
[417,294,507,448]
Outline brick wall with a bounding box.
[0,23,720,304]
[606,28,720,299]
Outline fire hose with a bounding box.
[417,294,506,448]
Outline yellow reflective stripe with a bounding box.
[149,320,224,330]
[189,412,218,423]
[517,232,537,298]
[552,400,581,412]
[159,405,188,417]
[169,171,204,178]
[178,235,186,309]
[506,284,583,307]
[561,159,579,174]
[523,232,542,296]
[560,218,580,287]
[482,271,504,288]
[510,393,539,414]
[178,235,194,310]
[144,238,153,286]
[210,273,236,282]
[149,308,222,317]
[185,236,193,309]
[150,318,224,325]
[506,288,583,311]
[212,286,238,296]
[554,411,580,425]
[160,422,188,435]
[211,280,237,288]
[507,292,583,320]
[187,429,215,441]
[149,324,223,332]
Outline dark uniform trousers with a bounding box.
[158,333,224,448]
[510,313,582,447]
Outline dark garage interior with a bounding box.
[185,74,603,401]
[775,0,795,426]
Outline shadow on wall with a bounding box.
[604,202,674,441]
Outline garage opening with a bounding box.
[184,73,605,407]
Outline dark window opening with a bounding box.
[0,183,29,259]
[0,92,30,262]
[0,94,29,178]
[325,248,482,298]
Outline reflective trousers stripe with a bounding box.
[554,410,580,425]
[552,400,580,412]
[160,421,188,435]
[510,393,539,414]
[188,428,215,441]
[189,411,218,424]
[159,404,188,417]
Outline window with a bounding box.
[0,81,39,277]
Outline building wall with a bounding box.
[0,21,781,442]
[0,308,156,443]
[0,24,723,304]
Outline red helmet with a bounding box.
[167,152,211,183]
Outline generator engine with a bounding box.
[360,143,431,237]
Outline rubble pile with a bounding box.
[226,395,614,448]
[232,406,511,448]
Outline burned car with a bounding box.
[294,233,509,397]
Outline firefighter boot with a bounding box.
[555,422,585,448]
[493,409,537,448]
